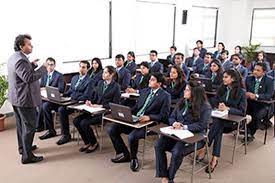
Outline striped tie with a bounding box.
[211,73,216,82]
[136,90,154,117]
[225,87,231,102]
[75,77,82,88]
[254,80,260,94]
[139,76,144,84]
[182,100,189,116]
[46,75,51,86]
[103,82,108,93]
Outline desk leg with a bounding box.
[232,122,241,164]
[141,126,147,170]
[191,142,197,183]
[244,120,247,155]
[273,114,275,137]
[100,114,104,152]
[264,118,268,144]
[205,138,211,179]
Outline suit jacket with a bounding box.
[124,61,137,76]
[149,61,164,73]
[185,56,204,72]
[164,81,186,103]
[205,71,223,88]
[222,59,233,71]
[131,73,150,90]
[88,69,103,89]
[91,80,121,109]
[213,51,222,59]
[7,51,47,107]
[63,74,91,101]
[196,63,210,75]
[234,65,248,80]
[199,48,207,59]
[166,54,175,65]
[40,70,65,93]
[132,88,171,123]
[169,102,211,133]
[117,67,131,91]
[267,70,275,92]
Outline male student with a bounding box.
[231,53,248,80]
[167,46,177,65]
[170,52,190,81]
[115,54,131,91]
[149,50,164,73]
[245,62,273,142]
[196,40,207,59]
[185,47,204,73]
[107,73,171,172]
[42,61,91,144]
[196,52,213,75]
[36,57,65,133]
[220,50,233,71]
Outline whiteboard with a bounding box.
[0,0,110,64]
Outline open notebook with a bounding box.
[160,126,194,139]
[71,104,105,114]
[211,109,228,118]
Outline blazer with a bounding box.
[63,74,91,101]
[166,54,175,65]
[91,80,121,109]
[150,61,164,73]
[117,67,131,91]
[196,63,210,75]
[40,70,65,93]
[131,73,150,90]
[267,70,275,91]
[132,87,171,123]
[205,71,223,88]
[164,81,186,104]
[124,61,137,76]
[185,56,204,72]
[222,59,233,71]
[213,50,222,59]
[88,69,103,88]
[168,101,211,133]
[199,48,207,59]
[234,65,248,80]
[7,51,47,107]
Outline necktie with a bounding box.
[211,73,216,82]
[139,76,144,84]
[90,71,95,78]
[136,90,154,117]
[171,81,176,89]
[192,58,197,66]
[254,79,260,94]
[46,75,51,86]
[103,82,108,93]
[182,100,189,116]
[75,77,82,88]
[203,64,208,71]
[125,61,130,68]
[225,87,231,102]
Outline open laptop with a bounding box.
[46,86,71,103]
[198,77,215,92]
[109,103,139,123]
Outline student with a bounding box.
[73,66,121,153]
[88,57,103,89]
[166,46,177,65]
[197,52,213,75]
[36,57,65,134]
[245,62,273,142]
[124,51,137,76]
[164,65,186,104]
[155,80,211,183]
[220,50,233,71]
[107,73,171,172]
[198,69,247,173]
[196,40,207,59]
[115,54,131,91]
[204,59,224,89]
[231,53,248,81]
[234,45,243,56]
[185,47,204,72]
[149,50,164,73]
[249,51,271,72]
[42,61,91,144]
[213,42,225,59]
[173,52,189,81]
[267,61,275,93]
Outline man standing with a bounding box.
[7,34,47,164]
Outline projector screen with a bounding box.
[0,0,110,64]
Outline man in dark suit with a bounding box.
[115,54,131,91]
[196,52,213,75]
[185,47,204,73]
[231,53,248,81]
[245,62,273,142]
[196,40,207,59]
[149,50,164,73]
[166,46,177,65]
[7,34,47,164]
[107,73,171,172]
[173,52,190,81]
[36,57,65,132]
[43,61,91,145]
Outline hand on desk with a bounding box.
[172,122,183,130]
[218,103,229,111]
[126,88,136,93]
[139,115,150,123]
[246,92,256,100]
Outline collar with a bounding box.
[256,76,263,82]
[21,51,30,60]
[116,66,123,72]
[79,74,86,80]
[48,71,54,76]
[151,88,160,95]
[104,79,112,85]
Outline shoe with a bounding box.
[130,158,140,172]
[56,135,71,145]
[39,131,56,140]
[205,160,218,173]
[241,136,255,144]
[19,145,38,155]
[258,123,266,130]
[111,153,131,163]
[79,145,91,152]
[35,127,44,132]
[85,143,99,153]
[21,155,44,164]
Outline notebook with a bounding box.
[71,104,105,114]
[211,109,228,118]
[160,126,194,139]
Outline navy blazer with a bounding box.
[132,87,171,123]
[150,61,164,73]
[267,70,275,92]
[234,65,248,80]
[131,73,150,90]
[212,87,247,116]
[169,102,211,133]
[199,48,207,59]
[124,61,137,76]
[196,63,210,75]
[40,70,65,93]
[117,67,131,91]
[222,59,233,71]
[91,80,121,109]
[164,81,186,104]
[213,51,222,59]
[245,74,273,101]
[185,57,204,72]
[205,71,223,88]
[64,74,91,101]
[88,69,103,89]
[166,54,175,65]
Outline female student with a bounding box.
[164,65,186,104]
[197,69,247,173]
[205,59,224,89]
[124,51,137,76]
[88,57,103,88]
[155,80,211,183]
[249,51,271,72]
[73,66,121,153]
[213,42,225,59]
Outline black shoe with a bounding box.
[21,155,44,164]
[241,136,255,144]
[258,123,266,130]
[111,153,131,163]
[205,160,218,173]
[79,145,91,152]
[19,145,38,155]
[39,131,57,140]
[85,143,99,153]
[130,158,140,172]
[56,135,71,145]
[35,127,44,132]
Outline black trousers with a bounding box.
[155,135,204,181]
[13,106,37,160]
[73,113,101,145]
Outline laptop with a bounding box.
[198,77,215,92]
[109,103,139,123]
[46,86,71,103]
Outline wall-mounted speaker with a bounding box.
[182,10,188,24]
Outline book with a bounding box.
[70,104,105,114]
[121,93,140,98]
[211,109,228,118]
[160,126,194,139]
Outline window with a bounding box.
[189,6,218,48]
[250,8,275,47]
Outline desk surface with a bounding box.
[212,114,247,123]
[42,96,79,106]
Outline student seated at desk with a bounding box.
[198,69,247,173]
[163,65,186,104]
[213,42,225,60]
[245,62,273,142]
[172,52,189,81]
[204,59,224,89]
[124,51,137,76]
[196,52,213,76]
[249,51,271,72]
[115,54,131,91]
[36,57,65,132]
[155,80,211,183]
[220,50,233,71]
[196,40,207,59]
[107,73,171,172]
[185,47,204,73]
[73,66,121,153]
[149,50,164,73]
[233,45,244,58]
[88,57,103,89]
[42,61,91,144]
[166,46,177,65]
[231,53,248,81]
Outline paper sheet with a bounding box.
[160,126,194,139]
